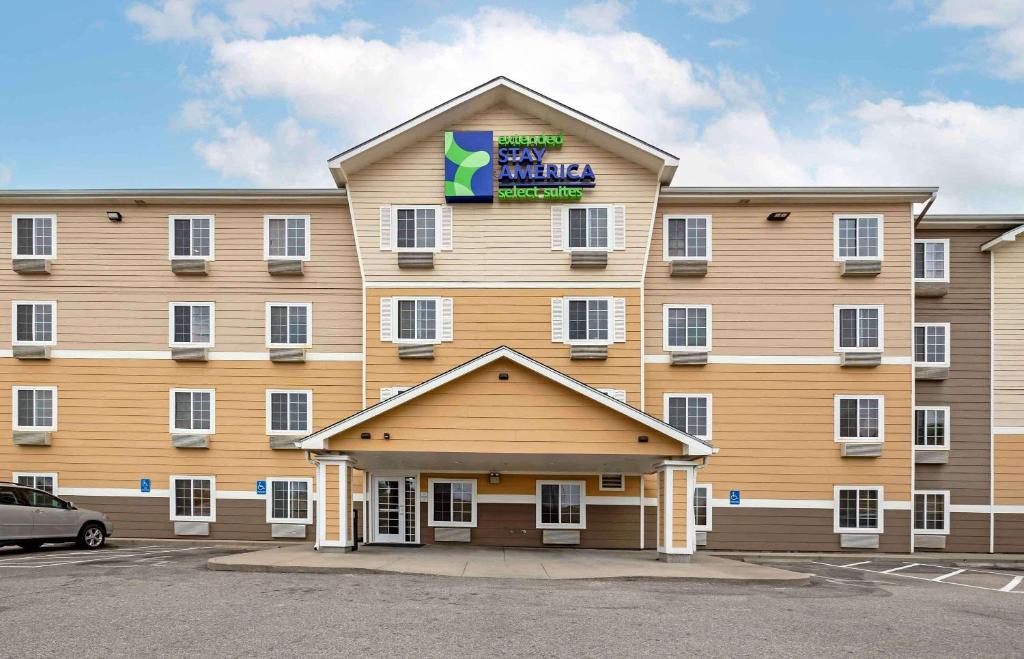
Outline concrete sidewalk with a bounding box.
[207,544,810,583]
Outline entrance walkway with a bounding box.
[208,544,809,582]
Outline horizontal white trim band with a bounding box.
[950,504,990,514]
[474,494,655,506]
[0,350,362,362]
[55,486,352,500]
[646,354,913,365]
[993,427,1024,435]
[709,498,912,510]
[365,280,642,289]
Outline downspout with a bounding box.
[913,192,937,227]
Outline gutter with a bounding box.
[913,191,937,227]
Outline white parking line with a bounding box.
[840,560,872,568]
[812,560,1024,594]
[880,563,919,574]
[0,546,209,569]
[932,569,965,582]
[1000,576,1023,592]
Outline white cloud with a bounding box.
[193,117,333,186]
[570,0,631,32]
[928,0,1024,78]
[0,163,11,186]
[674,0,751,23]
[127,0,345,41]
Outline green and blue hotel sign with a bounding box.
[444,130,596,203]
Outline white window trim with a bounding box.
[694,483,712,531]
[563,204,614,252]
[167,215,215,261]
[598,473,625,492]
[662,214,712,261]
[12,472,59,495]
[11,214,57,260]
[833,485,885,534]
[562,296,614,346]
[914,405,951,451]
[914,322,951,367]
[169,475,217,522]
[265,476,314,524]
[833,213,884,262]
[265,302,313,348]
[535,479,587,530]
[833,304,884,353]
[12,386,57,432]
[263,214,311,262]
[913,489,950,536]
[11,301,57,346]
[833,395,885,443]
[391,205,442,253]
[169,388,216,435]
[662,392,713,442]
[913,238,950,283]
[168,302,215,348]
[427,478,478,528]
[265,389,313,436]
[391,296,443,345]
[662,303,712,353]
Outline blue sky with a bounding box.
[2,0,1023,211]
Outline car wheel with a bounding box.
[17,541,43,551]
[77,523,106,549]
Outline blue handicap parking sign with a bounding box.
[256,480,267,496]
[140,478,151,493]
[729,490,741,505]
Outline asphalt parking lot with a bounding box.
[1,544,1022,658]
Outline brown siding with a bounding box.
[994,513,1024,553]
[915,228,1001,505]
[703,508,911,552]
[943,512,990,553]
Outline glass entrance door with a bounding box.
[373,475,417,543]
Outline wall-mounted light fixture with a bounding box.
[360,432,371,440]
[498,372,509,381]
[488,472,501,484]
[767,211,790,221]
[637,435,649,443]
[106,211,123,222]
[383,432,391,440]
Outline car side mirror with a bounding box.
[65,501,77,510]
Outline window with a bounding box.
[567,298,609,344]
[664,215,710,260]
[834,214,882,260]
[170,476,215,522]
[566,206,609,250]
[169,215,213,259]
[397,298,438,342]
[394,206,438,251]
[665,394,712,441]
[266,478,312,524]
[693,484,711,530]
[12,301,55,345]
[536,481,585,529]
[13,473,57,494]
[663,304,711,352]
[914,239,949,282]
[599,474,624,491]
[914,491,949,534]
[12,386,56,431]
[915,406,950,449]
[834,305,883,352]
[834,486,883,533]
[914,323,949,366]
[266,390,312,435]
[266,303,311,346]
[835,395,884,442]
[169,303,213,347]
[265,215,310,260]
[170,389,214,434]
[12,214,55,259]
[429,479,477,527]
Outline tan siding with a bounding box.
[646,203,913,356]
[328,358,683,456]
[994,434,1024,505]
[646,363,913,501]
[1,359,361,489]
[347,103,659,282]
[0,203,362,352]
[367,287,641,402]
[993,242,1024,427]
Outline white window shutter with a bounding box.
[379,206,392,251]
[551,297,564,343]
[551,206,564,250]
[441,297,454,341]
[440,206,453,251]
[613,298,626,343]
[380,297,393,342]
[613,205,626,250]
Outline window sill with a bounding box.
[914,280,948,297]
[12,431,52,446]
[170,258,209,275]
[267,259,305,275]
[427,521,477,529]
[11,258,51,274]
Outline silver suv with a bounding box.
[0,482,113,550]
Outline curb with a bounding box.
[709,551,1024,565]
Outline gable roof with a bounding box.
[327,76,679,186]
[981,223,1024,251]
[297,346,714,455]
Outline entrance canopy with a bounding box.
[298,346,714,473]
